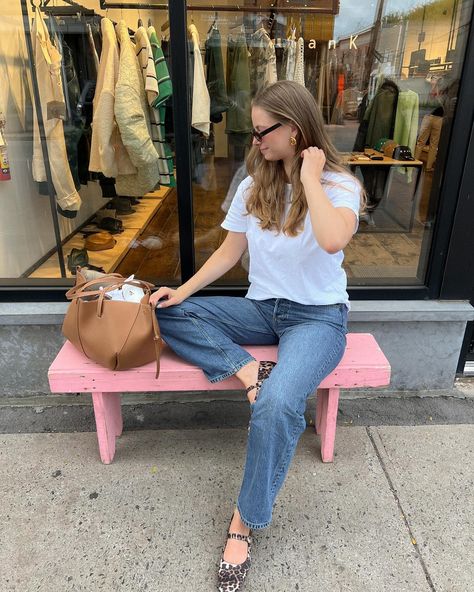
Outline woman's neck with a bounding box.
[282,158,292,183]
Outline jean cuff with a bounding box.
[237,501,271,530]
[207,356,256,384]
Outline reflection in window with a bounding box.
[187,0,472,287]
[0,1,179,285]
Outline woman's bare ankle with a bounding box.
[230,508,250,534]
[223,508,250,564]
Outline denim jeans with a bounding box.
[156,296,348,529]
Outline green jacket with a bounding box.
[393,90,419,153]
[364,80,399,149]
[148,26,175,187]
[225,33,252,137]
[205,28,230,123]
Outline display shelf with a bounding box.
[29,193,169,279]
[143,182,175,199]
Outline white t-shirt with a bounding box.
[221,171,361,309]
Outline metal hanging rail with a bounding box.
[99,1,339,15]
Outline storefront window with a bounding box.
[187,0,473,287]
[0,0,179,284]
[0,0,472,289]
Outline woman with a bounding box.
[151,80,363,591]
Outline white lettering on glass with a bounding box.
[350,34,359,50]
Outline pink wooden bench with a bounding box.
[48,333,390,465]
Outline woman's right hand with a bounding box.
[150,286,185,308]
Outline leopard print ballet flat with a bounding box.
[246,360,276,432]
[245,360,277,404]
[217,531,252,592]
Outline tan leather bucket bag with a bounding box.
[62,268,161,377]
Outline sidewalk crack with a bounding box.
[366,427,437,592]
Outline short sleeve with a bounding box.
[221,176,253,233]
[324,174,361,234]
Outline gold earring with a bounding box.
[289,136,297,146]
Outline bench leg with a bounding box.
[315,388,340,463]
[91,392,123,464]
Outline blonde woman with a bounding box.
[152,81,363,591]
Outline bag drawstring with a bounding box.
[151,303,161,379]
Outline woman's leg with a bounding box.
[156,296,278,383]
[157,297,278,565]
[237,302,348,530]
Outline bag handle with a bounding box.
[65,274,123,299]
[151,302,161,379]
[69,276,154,295]
[66,276,155,301]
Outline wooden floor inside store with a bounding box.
[115,159,428,286]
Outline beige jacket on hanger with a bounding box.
[89,18,136,179]
[189,23,210,136]
[114,20,160,196]
[31,9,81,212]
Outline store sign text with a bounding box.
[308,35,359,50]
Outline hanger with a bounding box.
[148,18,153,28]
[255,4,273,35]
[161,19,170,32]
[207,11,218,35]
[255,14,266,33]
[287,16,297,39]
[228,20,245,38]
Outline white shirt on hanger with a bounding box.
[294,37,305,87]
[285,30,297,81]
[189,23,210,136]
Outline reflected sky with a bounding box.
[335,0,435,38]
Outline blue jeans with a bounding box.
[156,297,348,529]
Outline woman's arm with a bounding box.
[300,147,357,254]
[150,231,248,307]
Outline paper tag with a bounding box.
[106,275,145,303]
[121,283,145,303]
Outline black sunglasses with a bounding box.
[251,122,282,142]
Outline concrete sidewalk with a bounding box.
[1,425,473,592]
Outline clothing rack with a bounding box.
[34,0,95,15]
[23,0,125,279]
[41,6,96,16]
[99,1,340,15]
[38,0,134,33]
[22,0,67,276]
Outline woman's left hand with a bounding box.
[300,146,326,185]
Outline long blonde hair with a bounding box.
[246,81,364,236]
